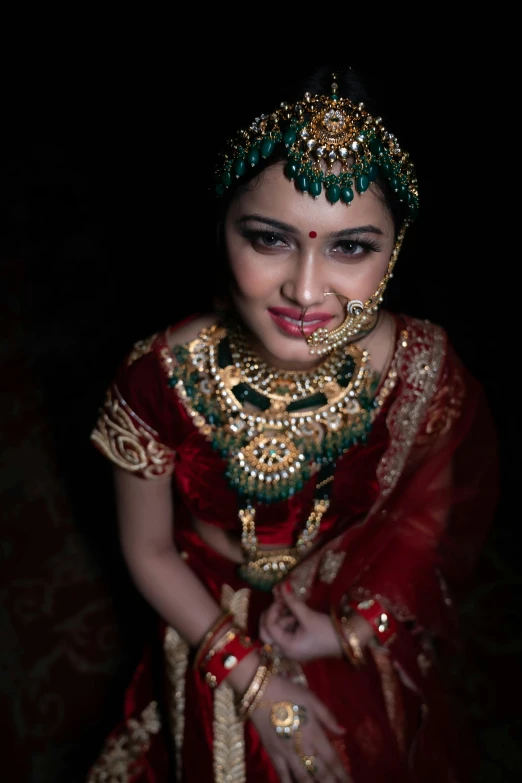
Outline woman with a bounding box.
[87,66,498,782]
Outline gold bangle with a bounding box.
[242,665,272,721]
[237,662,269,719]
[330,607,365,668]
[201,628,237,666]
[340,614,366,667]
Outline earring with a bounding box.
[303,223,408,356]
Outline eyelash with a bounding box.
[241,229,382,257]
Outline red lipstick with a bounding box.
[268,307,333,337]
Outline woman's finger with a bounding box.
[312,731,351,783]
[309,696,345,736]
[287,751,316,783]
[272,757,292,783]
[265,621,295,654]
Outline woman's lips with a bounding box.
[268,308,333,338]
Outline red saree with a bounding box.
[87,313,498,783]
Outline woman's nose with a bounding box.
[281,251,325,308]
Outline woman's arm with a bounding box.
[113,466,261,690]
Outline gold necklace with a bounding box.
[169,323,397,590]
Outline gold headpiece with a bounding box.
[216,76,419,217]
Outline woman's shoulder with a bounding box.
[165,312,221,350]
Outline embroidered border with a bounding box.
[376,320,446,497]
[91,385,176,478]
[86,701,161,783]
[164,627,190,783]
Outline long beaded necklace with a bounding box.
[169,322,384,590]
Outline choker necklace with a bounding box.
[228,324,350,402]
[169,322,392,589]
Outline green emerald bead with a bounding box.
[381,161,393,176]
[215,183,225,196]
[407,191,415,205]
[261,138,275,158]
[222,171,232,187]
[296,173,309,192]
[247,147,260,166]
[341,186,354,203]
[399,183,409,200]
[283,129,297,147]
[233,159,246,177]
[309,180,322,198]
[369,139,384,156]
[356,174,370,193]
[326,184,341,203]
[391,176,400,191]
[285,161,299,181]
[369,163,379,181]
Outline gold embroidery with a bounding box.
[126,334,159,366]
[212,585,250,783]
[288,550,322,600]
[319,549,346,584]
[415,366,465,445]
[86,701,161,782]
[376,320,446,497]
[164,627,190,783]
[213,682,246,783]
[91,385,175,478]
[369,645,406,753]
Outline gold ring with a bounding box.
[301,754,317,776]
[270,701,305,738]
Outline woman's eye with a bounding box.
[246,230,288,250]
[334,239,380,257]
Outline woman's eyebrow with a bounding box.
[236,215,384,238]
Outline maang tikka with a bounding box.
[215,75,419,218]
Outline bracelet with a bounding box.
[340,614,366,666]
[237,645,273,720]
[193,612,234,670]
[330,607,365,668]
[202,631,261,689]
[347,597,397,647]
[241,663,273,721]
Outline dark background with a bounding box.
[1,61,518,782]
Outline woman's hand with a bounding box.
[249,673,352,783]
[260,583,342,662]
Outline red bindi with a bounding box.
[309,231,317,238]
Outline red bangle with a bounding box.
[200,632,262,689]
[347,598,397,647]
[193,612,234,670]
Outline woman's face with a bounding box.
[224,161,396,368]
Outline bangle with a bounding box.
[202,632,261,689]
[330,607,365,668]
[347,598,397,647]
[241,663,272,721]
[193,612,233,670]
[340,614,366,666]
[237,645,273,720]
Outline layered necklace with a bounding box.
[169,322,386,590]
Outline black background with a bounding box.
[1,58,518,781]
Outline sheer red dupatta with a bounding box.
[274,320,498,780]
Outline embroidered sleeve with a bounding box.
[91,384,175,479]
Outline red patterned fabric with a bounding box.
[87,313,498,783]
